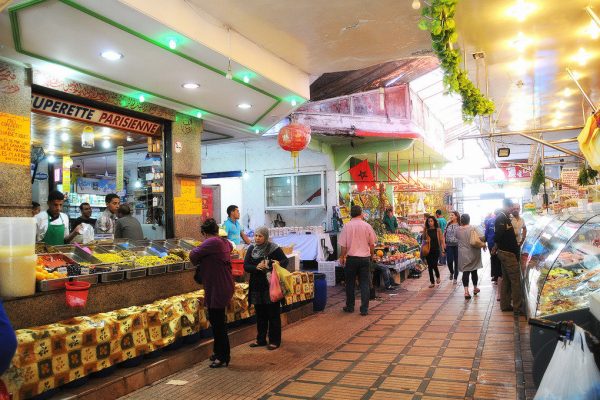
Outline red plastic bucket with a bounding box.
[231,260,244,276]
[65,281,91,307]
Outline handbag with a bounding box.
[469,227,486,249]
[269,261,284,302]
[273,213,286,227]
[421,234,431,257]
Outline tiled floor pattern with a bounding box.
[121,263,536,399]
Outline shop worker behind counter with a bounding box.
[114,204,144,240]
[223,205,250,245]
[95,193,120,235]
[35,190,82,245]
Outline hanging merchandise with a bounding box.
[578,111,600,171]
[348,159,375,192]
[531,162,545,196]
[277,122,311,167]
[81,126,94,148]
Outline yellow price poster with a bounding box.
[174,179,202,215]
[116,146,124,192]
[62,156,72,192]
[0,112,30,166]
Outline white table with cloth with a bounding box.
[272,233,333,261]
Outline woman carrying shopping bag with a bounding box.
[244,226,289,350]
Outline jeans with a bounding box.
[462,270,479,288]
[345,256,371,313]
[497,250,522,312]
[254,302,281,346]
[446,245,459,280]
[373,263,392,287]
[208,308,230,362]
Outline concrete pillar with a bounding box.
[170,114,203,239]
[0,61,32,217]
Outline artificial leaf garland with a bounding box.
[418,0,495,121]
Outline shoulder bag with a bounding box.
[421,232,431,257]
[469,227,486,249]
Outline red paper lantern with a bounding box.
[278,123,311,166]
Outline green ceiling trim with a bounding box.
[8,0,289,127]
[332,139,415,170]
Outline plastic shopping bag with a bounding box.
[269,262,284,302]
[273,261,293,296]
[535,326,600,400]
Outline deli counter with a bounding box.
[521,211,600,384]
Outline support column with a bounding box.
[170,114,203,239]
[0,61,32,217]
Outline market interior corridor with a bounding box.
[118,261,536,400]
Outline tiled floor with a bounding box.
[120,262,536,400]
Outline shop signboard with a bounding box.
[500,165,531,180]
[202,186,214,219]
[31,94,161,136]
[76,177,116,195]
[0,111,30,166]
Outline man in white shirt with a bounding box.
[510,205,527,248]
[35,190,81,245]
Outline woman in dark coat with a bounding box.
[244,226,289,350]
[189,218,235,368]
[423,216,445,288]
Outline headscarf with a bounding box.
[251,226,279,259]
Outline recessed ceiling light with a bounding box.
[291,99,297,106]
[238,103,252,109]
[196,111,203,118]
[563,88,573,97]
[100,50,123,61]
[139,95,145,103]
[506,0,536,22]
[243,76,250,83]
[557,100,567,109]
[182,83,200,89]
[60,132,70,142]
[254,128,260,134]
[102,138,111,149]
[126,135,134,142]
[168,39,177,50]
[47,154,56,163]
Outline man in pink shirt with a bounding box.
[339,205,376,316]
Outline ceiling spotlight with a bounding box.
[126,135,134,142]
[102,138,111,149]
[182,83,200,89]
[291,99,297,106]
[196,111,203,118]
[100,50,123,61]
[563,88,573,97]
[139,95,145,103]
[238,103,252,109]
[411,0,421,10]
[47,153,56,163]
[225,59,233,80]
[60,131,70,142]
[511,32,530,53]
[557,100,567,109]
[576,47,591,66]
[168,39,177,50]
[551,119,560,128]
[254,128,260,134]
[588,20,600,39]
[243,75,250,83]
[134,181,142,188]
[507,0,536,22]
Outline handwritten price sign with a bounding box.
[0,112,30,166]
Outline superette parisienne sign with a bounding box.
[31,94,161,136]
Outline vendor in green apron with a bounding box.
[35,190,82,246]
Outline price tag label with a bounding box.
[81,267,90,275]
[58,267,68,274]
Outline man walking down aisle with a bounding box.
[339,205,377,316]
[494,199,522,314]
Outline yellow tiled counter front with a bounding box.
[1,272,314,400]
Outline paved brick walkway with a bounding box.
[120,262,536,400]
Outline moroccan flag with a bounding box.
[349,159,374,191]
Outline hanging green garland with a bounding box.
[577,165,598,186]
[531,162,545,196]
[418,0,495,121]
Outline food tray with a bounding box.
[73,274,99,285]
[37,253,77,269]
[125,268,147,279]
[37,277,69,291]
[166,262,185,273]
[52,245,104,266]
[99,271,125,283]
[166,239,196,251]
[184,261,196,270]
[147,265,167,275]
